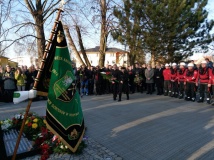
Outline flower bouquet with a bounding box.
[0,112,87,160]
[100,72,112,81]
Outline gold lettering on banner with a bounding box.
[54,56,72,66]
[48,99,79,117]
[52,69,59,76]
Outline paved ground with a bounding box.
[1,93,214,160]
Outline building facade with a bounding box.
[74,46,128,67]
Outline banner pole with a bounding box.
[12,8,63,160]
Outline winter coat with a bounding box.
[2,71,16,90]
[163,68,171,80]
[15,72,27,86]
[145,69,154,83]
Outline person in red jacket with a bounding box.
[208,64,214,105]
[177,62,186,99]
[163,63,171,96]
[184,63,198,102]
[197,61,211,104]
[170,63,178,98]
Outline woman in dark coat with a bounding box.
[118,67,129,101]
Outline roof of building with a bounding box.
[84,46,127,53]
[0,56,9,59]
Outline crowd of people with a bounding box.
[0,65,38,102]
[74,58,214,104]
[1,57,214,104]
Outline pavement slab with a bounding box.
[0,93,214,160]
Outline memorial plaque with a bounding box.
[0,125,39,160]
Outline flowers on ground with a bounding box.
[0,113,87,160]
[0,119,12,130]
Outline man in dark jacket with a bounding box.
[155,64,164,95]
[111,64,120,101]
[118,67,129,101]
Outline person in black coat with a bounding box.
[118,67,129,101]
[111,64,120,101]
[155,64,164,95]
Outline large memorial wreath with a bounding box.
[0,112,86,160]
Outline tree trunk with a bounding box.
[64,25,86,67]
[98,0,107,67]
[34,15,46,66]
[151,50,155,65]
[128,51,136,66]
[75,25,91,67]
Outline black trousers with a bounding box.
[164,80,171,93]
[186,82,196,99]
[88,79,94,95]
[112,83,118,99]
[156,78,163,94]
[179,81,185,95]
[147,83,152,94]
[199,83,210,99]
[95,81,102,95]
[171,81,178,94]
[3,89,15,102]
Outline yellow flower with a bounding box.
[33,118,38,123]
[32,123,38,129]
[43,119,47,124]
[25,120,29,125]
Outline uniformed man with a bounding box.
[184,63,198,102]
[177,62,186,99]
[208,63,214,105]
[118,67,129,101]
[163,63,171,96]
[170,63,178,98]
[111,64,120,100]
[197,61,211,104]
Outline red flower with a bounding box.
[15,120,18,124]
[41,143,49,151]
[41,127,48,134]
[28,122,32,127]
[41,154,49,160]
[106,72,111,75]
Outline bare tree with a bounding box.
[63,25,86,66]
[75,25,91,67]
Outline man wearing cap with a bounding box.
[177,62,186,99]
[184,63,198,102]
[163,63,171,96]
[197,61,211,104]
[170,63,178,98]
[2,65,16,102]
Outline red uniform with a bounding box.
[177,68,186,82]
[184,69,198,83]
[170,68,178,81]
[163,68,171,80]
[208,68,214,85]
[197,67,210,84]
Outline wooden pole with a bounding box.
[12,8,63,160]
